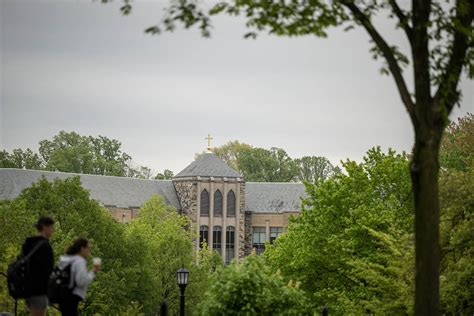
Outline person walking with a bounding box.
[57,238,101,316]
[22,216,55,316]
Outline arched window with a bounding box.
[213,226,222,254]
[200,189,209,216]
[199,225,208,247]
[213,189,223,217]
[225,226,235,264]
[227,190,236,217]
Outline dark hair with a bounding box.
[35,216,55,231]
[66,238,89,255]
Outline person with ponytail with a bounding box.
[57,238,101,315]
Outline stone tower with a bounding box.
[172,153,246,262]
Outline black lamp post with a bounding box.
[176,267,189,316]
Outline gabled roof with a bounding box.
[244,182,307,213]
[0,168,180,209]
[174,153,242,178]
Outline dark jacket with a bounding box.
[21,236,54,296]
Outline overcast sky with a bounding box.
[1,0,472,174]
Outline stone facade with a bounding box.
[238,182,246,259]
[243,211,253,256]
[173,180,197,221]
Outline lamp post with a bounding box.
[176,268,189,316]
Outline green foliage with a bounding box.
[0,148,42,169]
[440,113,474,172]
[211,140,253,171]
[0,131,153,178]
[237,147,299,182]
[125,195,194,313]
[0,177,215,315]
[265,147,415,314]
[438,116,474,314]
[294,156,340,183]
[155,169,175,180]
[198,254,310,315]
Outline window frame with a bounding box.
[252,226,266,255]
[200,189,210,216]
[199,225,209,247]
[213,189,223,217]
[225,226,235,264]
[212,225,222,254]
[269,227,284,244]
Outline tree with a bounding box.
[0,131,154,179]
[294,156,339,183]
[0,148,43,169]
[212,140,253,171]
[198,254,309,315]
[440,113,473,172]
[155,169,174,180]
[438,113,474,314]
[0,176,140,314]
[109,1,473,312]
[237,147,299,182]
[265,148,415,314]
[39,131,132,176]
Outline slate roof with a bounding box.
[0,168,181,209]
[244,182,307,213]
[174,153,242,178]
[0,169,307,214]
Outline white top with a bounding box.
[58,255,95,300]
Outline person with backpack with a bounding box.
[56,238,101,316]
[21,216,55,316]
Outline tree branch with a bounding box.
[343,1,416,124]
[434,0,474,115]
[388,0,413,43]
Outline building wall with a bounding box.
[108,207,139,223]
[250,211,299,244]
[173,176,245,262]
[106,184,300,262]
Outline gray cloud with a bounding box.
[1,0,472,173]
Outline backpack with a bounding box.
[7,240,47,299]
[47,263,74,304]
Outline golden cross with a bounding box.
[205,133,213,152]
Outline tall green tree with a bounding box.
[198,254,310,315]
[265,148,414,314]
[0,178,217,315]
[155,169,174,180]
[440,113,473,172]
[237,147,299,182]
[1,131,154,179]
[0,148,43,169]
[39,131,132,176]
[0,176,139,314]
[125,195,194,313]
[438,113,474,314]
[294,156,339,183]
[109,1,473,311]
[212,140,253,171]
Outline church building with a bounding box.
[0,145,306,262]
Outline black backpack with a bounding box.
[7,240,47,299]
[47,263,74,304]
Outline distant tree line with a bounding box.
[202,140,341,183]
[1,131,340,184]
[0,131,174,180]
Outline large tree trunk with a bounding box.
[411,120,443,315]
